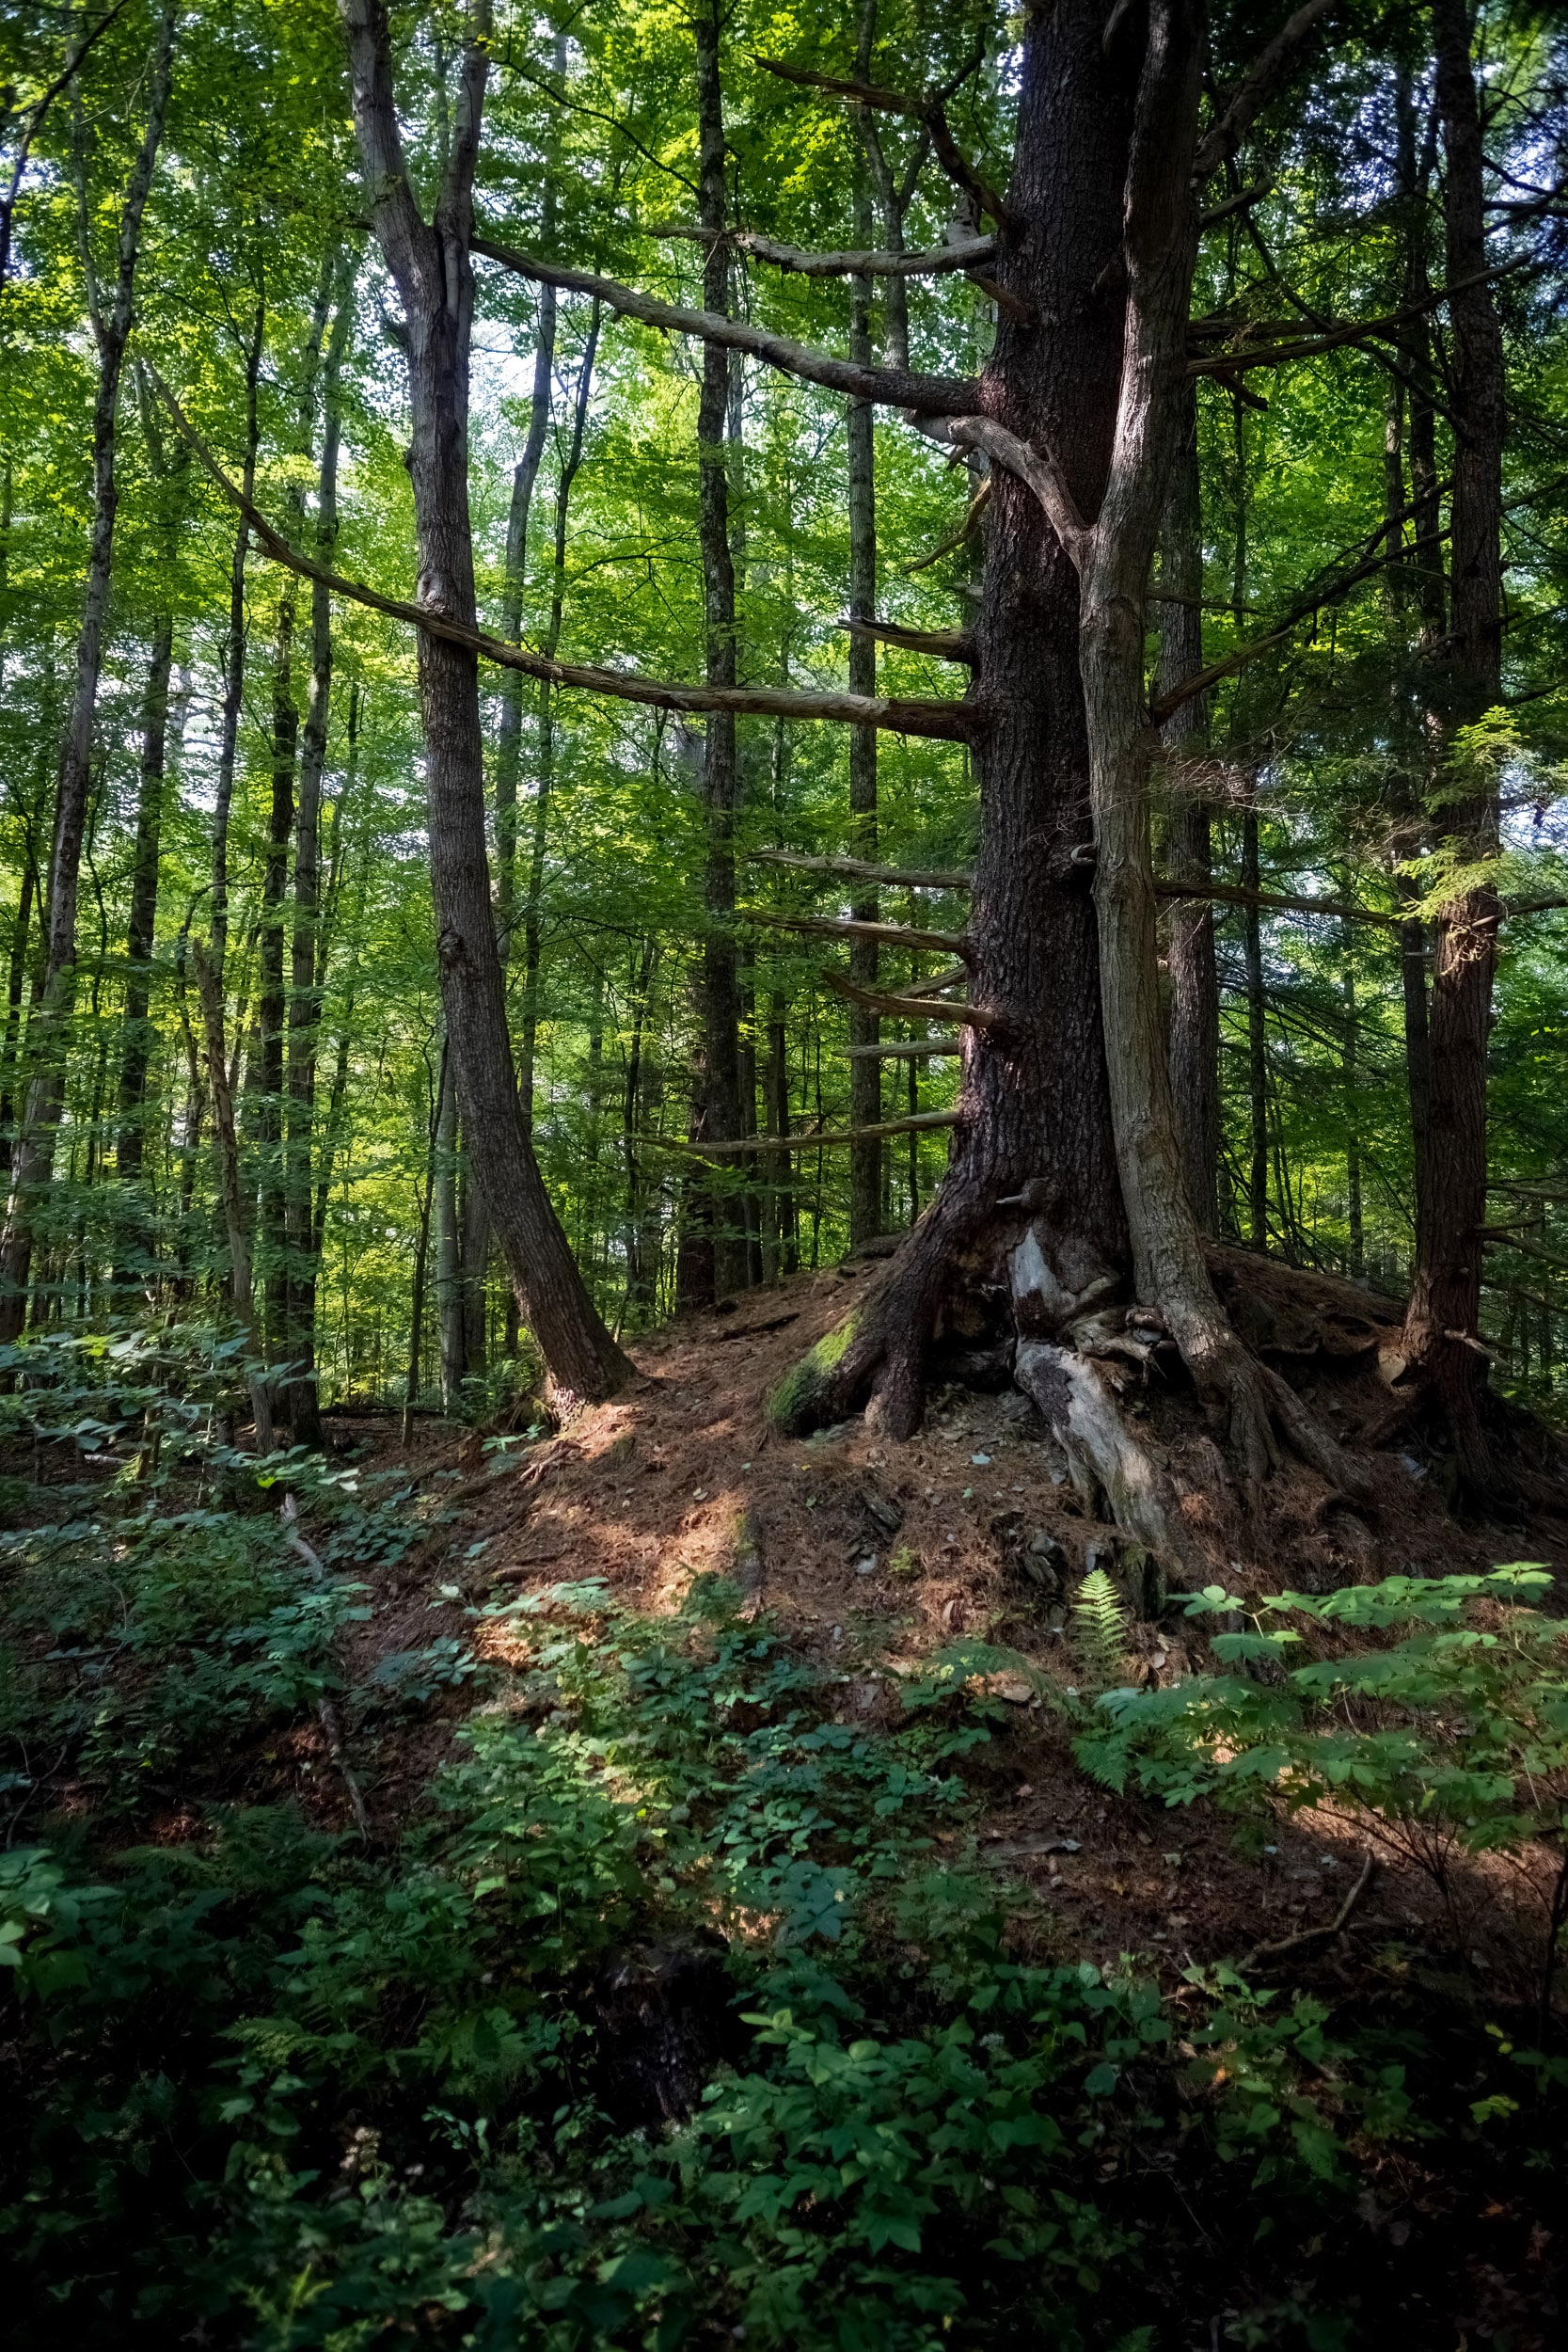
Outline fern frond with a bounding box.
[1071,1567,1130,1695]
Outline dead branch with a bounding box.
[825,969,1002,1030]
[471,232,978,415]
[842,616,975,663]
[1197,176,1274,229]
[1193,0,1339,183]
[942,416,1089,564]
[748,847,973,891]
[905,474,990,574]
[1240,1850,1377,1971]
[655,1107,963,1157]
[740,908,971,955]
[843,1039,964,1057]
[755,56,1019,229]
[648,223,997,278]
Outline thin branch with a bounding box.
[755,55,1018,229]
[471,231,979,415]
[1193,0,1339,183]
[905,474,990,573]
[658,1107,962,1157]
[741,907,970,955]
[1197,175,1273,230]
[749,848,973,891]
[146,366,972,742]
[649,224,997,278]
[0,0,134,286]
[1240,1851,1376,1972]
[1187,259,1531,378]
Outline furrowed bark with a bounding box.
[1401,0,1508,1497]
[340,0,630,1412]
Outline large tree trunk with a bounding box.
[0,0,175,1343]
[771,0,1132,1438]
[341,0,630,1414]
[1400,0,1508,1496]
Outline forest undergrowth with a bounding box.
[2,1302,1565,2352]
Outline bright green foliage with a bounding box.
[1070,1568,1132,1698]
[1075,1569,1568,1935]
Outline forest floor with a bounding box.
[6,1256,1568,2345]
[315,1251,1568,2003]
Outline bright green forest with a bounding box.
[3,0,1568,2344]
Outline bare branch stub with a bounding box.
[754,55,1019,230]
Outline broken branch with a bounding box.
[649,223,997,278]
[741,908,971,956]
[748,847,973,891]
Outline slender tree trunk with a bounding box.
[1159,377,1218,1231]
[1242,808,1268,1247]
[260,590,296,1367]
[341,0,629,1412]
[518,302,601,1131]
[404,1044,441,1440]
[434,1038,464,1411]
[213,291,266,984]
[846,0,880,1244]
[0,0,175,1342]
[191,941,275,1454]
[286,255,356,1447]
[1343,959,1365,1279]
[1402,0,1508,1493]
[689,0,747,1300]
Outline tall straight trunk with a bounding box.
[434,1038,464,1410]
[0,0,175,1342]
[1159,377,1218,1232]
[116,366,180,1208]
[341,0,629,1412]
[191,942,275,1454]
[404,1042,441,1439]
[1343,960,1364,1279]
[1390,66,1440,1254]
[286,255,356,1448]
[518,301,602,1133]
[259,591,297,1359]
[689,0,747,1300]
[493,72,561,952]
[846,0,880,1243]
[1241,809,1268,1247]
[1402,0,1508,1491]
[213,290,266,983]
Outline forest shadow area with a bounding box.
[2,1282,1565,2352]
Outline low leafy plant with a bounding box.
[1070,1566,1132,1696]
[1076,1565,1568,2006]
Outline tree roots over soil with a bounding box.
[768,1216,1467,1585]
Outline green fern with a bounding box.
[1070,1567,1131,1694]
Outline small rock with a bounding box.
[854,1554,878,1577]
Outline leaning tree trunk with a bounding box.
[0,0,175,1343]
[845,0,881,1246]
[1400,0,1508,1498]
[341,0,630,1413]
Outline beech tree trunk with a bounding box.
[1401,0,1507,1495]
[341,0,630,1413]
[0,1,175,1342]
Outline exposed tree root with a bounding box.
[769,1210,1378,1589]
